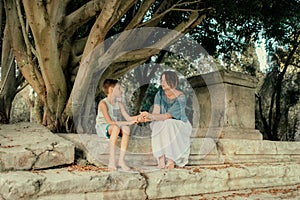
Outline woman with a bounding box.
[141,71,192,169]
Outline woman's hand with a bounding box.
[139,111,152,122]
[136,114,144,123]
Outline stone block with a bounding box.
[0,123,75,171]
[58,134,157,168]
[0,169,147,200]
[145,162,300,199]
[188,70,263,140]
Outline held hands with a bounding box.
[137,111,152,122]
[123,113,152,125]
[127,112,152,124]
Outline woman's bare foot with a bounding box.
[118,161,131,171]
[158,155,166,169]
[166,159,175,169]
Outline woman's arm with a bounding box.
[140,105,172,122]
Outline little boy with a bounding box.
[95,79,139,171]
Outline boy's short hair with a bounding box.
[102,79,118,95]
[161,71,178,89]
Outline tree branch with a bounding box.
[16,0,36,59]
[99,11,200,84]
[80,0,121,60]
[137,4,177,28]
[64,0,103,35]
[172,8,207,12]
[255,93,270,139]
[15,82,29,94]
[22,0,48,33]
[4,1,44,96]
[116,12,200,63]
[176,0,202,7]
[47,0,69,24]
[104,59,149,79]
[137,0,205,28]
[81,0,136,60]
[125,0,156,30]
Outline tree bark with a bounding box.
[272,40,300,140]
[0,25,17,123]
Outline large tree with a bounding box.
[3,0,299,136]
[4,0,210,132]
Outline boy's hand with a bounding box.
[128,120,137,125]
[139,112,151,122]
[136,114,145,123]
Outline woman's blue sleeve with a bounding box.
[153,91,161,105]
[167,95,187,121]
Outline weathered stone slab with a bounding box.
[0,123,75,171]
[190,139,300,165]
[0,168,147,200]
[58,134,157,167]
[58,134,300,167]
[176,184,300,199]
[1,162,299,200]
[145,162,300,199]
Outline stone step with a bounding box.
[0,123,75,172]
[0,162,299,199]
[58,133,300,168]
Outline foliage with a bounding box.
[0,0,299,139]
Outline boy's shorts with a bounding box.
[95,123,122,139]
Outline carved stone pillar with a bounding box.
[188,70,262,140]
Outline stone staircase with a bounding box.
[1,122,300,199]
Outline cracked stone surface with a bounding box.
[0,163,299,200]
[1,122,300,199]
[0,168,147,200]
[145,163,300,199]
[0,122,75,171]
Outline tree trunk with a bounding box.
[272,41,300,140]
[0,25,18,124]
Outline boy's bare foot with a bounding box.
[158,155,166,169]
[108,165,117,172]
[118,162,131,171]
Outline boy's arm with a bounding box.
[99,101,136,126]
[99,101,115,124]
[118,102,138,122]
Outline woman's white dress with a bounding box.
[150,89,192,167]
